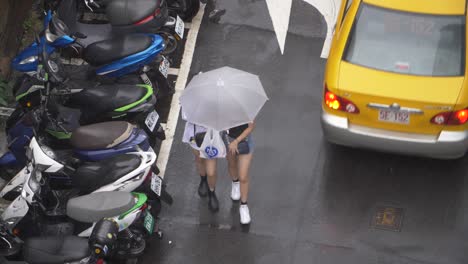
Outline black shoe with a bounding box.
[208,190,219,212]
[198,176,209,197]
[208,9,226,23]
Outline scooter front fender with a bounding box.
[0,166,29,198]
[11,39,55,73]
[0,152,18,167]
[1,195,29,229]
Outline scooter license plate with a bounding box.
[151,173,162,196]
[175,15,184,39]
[143,211,155,234]
[159,56,170,78]
[145,110,159,132]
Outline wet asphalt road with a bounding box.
[142,1,468,263]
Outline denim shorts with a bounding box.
[223,132,254,154]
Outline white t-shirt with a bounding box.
[182,122,208,150]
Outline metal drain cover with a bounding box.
[372,206,404,232]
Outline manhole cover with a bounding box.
[371,206,404,232]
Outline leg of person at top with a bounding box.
[227,152,241,201]
[237,153,253,224]
[208,0,226,23]
[192,149,208,197]
[205,158,219,212]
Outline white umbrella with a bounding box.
[180,66,268,131]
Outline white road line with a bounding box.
[266,0,341,57]
[156,4,206,179]
[266,0,292,54]
[304,0,341,58]
[168,68,180,76]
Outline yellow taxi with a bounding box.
[321,0,467,159]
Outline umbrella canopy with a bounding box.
[180,66,268,131]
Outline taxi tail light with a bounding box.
[431,109,468,125]
[324,86,359,114]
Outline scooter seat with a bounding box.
[84,34,153,66]
[70,121,134,150]
[22,236,89,264]
[67,192,135,223]
[67,83,150,116]
[72,154,141,192]
[107,0,161,26]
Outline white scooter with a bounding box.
[0,136,161,238]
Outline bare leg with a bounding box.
[192,148,206,176]
[227,151,241,201]
[192,148,208,197]
[226,151,239,181]
[204,158,217,191]
[237,153,253,203]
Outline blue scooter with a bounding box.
[12,0,177,94]
[1,41,157,171]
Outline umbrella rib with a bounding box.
[223,84,256,124]
[228,83,269,99]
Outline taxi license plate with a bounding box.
[151,173,162,196]
[175,15,185,39]
[159,56,170,78]
[145,110,159,132]
[143,211,155,234]
[378,110,409,124]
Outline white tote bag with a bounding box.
[199,128,226,159]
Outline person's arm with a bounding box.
[233,122,255,143]
[228,122,255,154]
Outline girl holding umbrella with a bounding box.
[180,67,267,224]
[225,122,255,224]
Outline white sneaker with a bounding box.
[231,181,240,201]
[239,204,251,225]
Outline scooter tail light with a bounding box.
[134,8,161,25]
[431,108,468,125]
[323,85,359,114]
[154,8,161,17]
[135,15,154,25]
[144,170,153,183]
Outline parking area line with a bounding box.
[156,4,206,179]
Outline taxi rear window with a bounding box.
[344,4,465,76]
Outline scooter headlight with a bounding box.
[40,145,57,160]
[26,169,41,194]
[19,56,38,65]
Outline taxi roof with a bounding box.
[363,0,466,15]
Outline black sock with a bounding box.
[200,175,207,181]
[241,201,247,205]
[232,179,239,182]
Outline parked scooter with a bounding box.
[0,38,164,170]
[12,0,179,93]
[0,132,164,239]
[0,193,154,263]
[167,0,200,21]
[17,42,165,137]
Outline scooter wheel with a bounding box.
[158,31,179,56]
